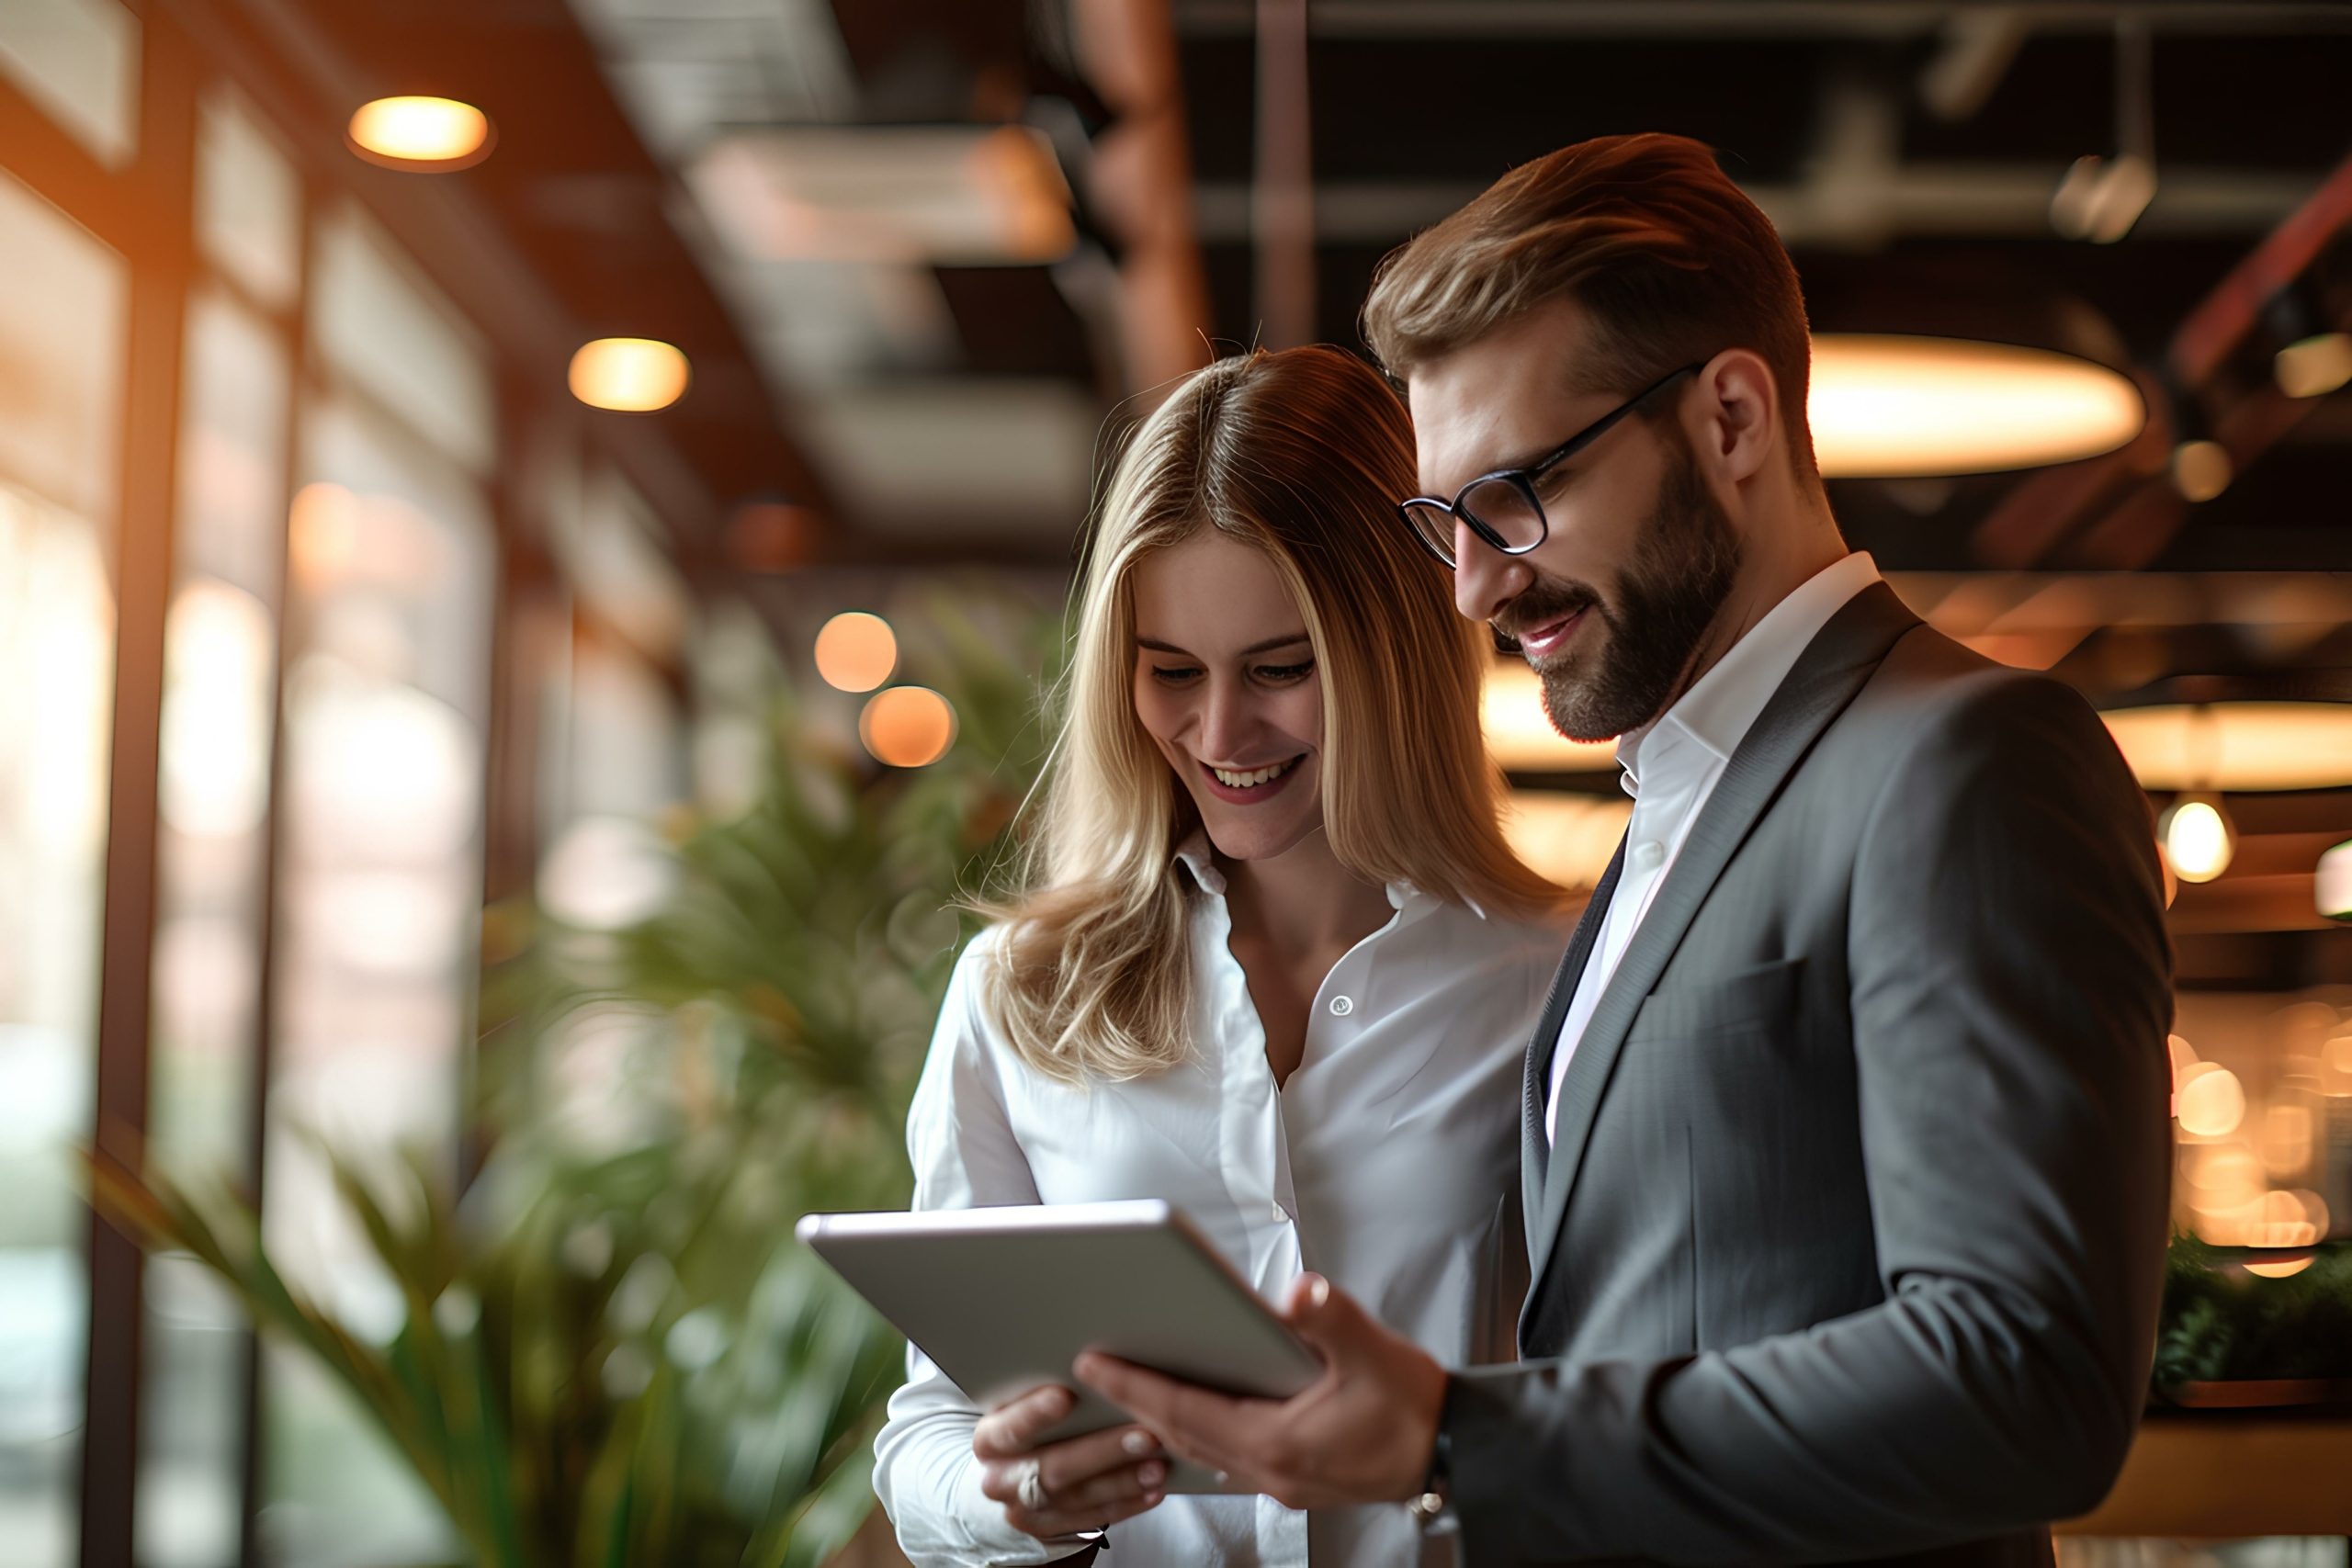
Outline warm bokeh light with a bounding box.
[347,96,492,169]
[568,338,691,412]
[2159,796,2235,883]
[1806,335,2143,477]
[2241,1189,2326,1249]
[2106,703,2352,793]
[860,686,956,768]
[967,126,1078,261]
[2325,1032,2352,1094]
[2170,438,2232,502]
[2182,1141,2259,1196]
[813,611,898,693]
[537,816,679,931]
[2165,1033,2198,1116]
[2176,1062,2247,1138]
[2259,1102,2314,1179]
[160,579,274,839]
[2275,332,2352,400]
[288,481,362,588]
[2316,839,2352,922]
[2244,1257,2315,1279]
[1503,791,1634,891]
[1482,663,1621,773]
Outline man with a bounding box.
[1063,132,2175,1564]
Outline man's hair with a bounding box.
[1362,132,1818,479]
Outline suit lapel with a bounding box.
[1520,839,1626,1256]
[1523,582,1921,1303]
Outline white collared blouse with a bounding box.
[873,842,1570,1567]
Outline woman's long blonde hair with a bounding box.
[978,345,1566,1084]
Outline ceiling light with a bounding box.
[2102,703,2352,792]
[2159,795,2235,885]
[814,612,897,694]
[2317,840,2352,922]
[2275,332,2352,400]
[1807,335,2143,478]
[347,96,492,171]
[568,338,690,412]
[860,687,956,769]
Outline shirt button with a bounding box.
[1634,840,1666,867]
[1329,995,1354,1016]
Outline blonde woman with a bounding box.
[872,345,1574,1567]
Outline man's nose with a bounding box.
[1453,525,1529,625]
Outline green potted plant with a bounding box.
[92,594,1057,1566]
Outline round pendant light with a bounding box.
[347,96,494,171]
[569,338,691,412]
[1808,335,2144,478]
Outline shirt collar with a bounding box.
[1169,830,1477,919]
[1615,551,1882,797]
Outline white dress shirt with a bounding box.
[876,839,1568,1567]
[1545,552,1883,1142]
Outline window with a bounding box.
[0,167,129,1568]
[139,279,292,1568]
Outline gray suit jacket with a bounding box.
[1445,582,2174,1567]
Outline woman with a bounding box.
[873,345,1574,1566]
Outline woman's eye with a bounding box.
[1255,661,1316,683]
[1148,665,1201,684]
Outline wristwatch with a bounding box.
[1406,1387,1458,1537]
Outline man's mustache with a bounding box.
[1491,584,1601,654]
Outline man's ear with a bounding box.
[1689,349,1780,487]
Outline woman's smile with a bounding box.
[1199,753,1306,802]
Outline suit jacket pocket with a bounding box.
[1624,955,1804,1043]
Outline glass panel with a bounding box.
[310,205,495,476]
[259,394,492,1567]
[0,169,127,1568]
[0,0,139,168]
[137,285,291,1568]
[0,169,128,528]
[547,466,690,661]
[195,92,300,314]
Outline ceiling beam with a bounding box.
[1192,165,2316,246]
[1173,0,2352,39]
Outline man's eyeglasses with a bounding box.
[1396,362,1702,569]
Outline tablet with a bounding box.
[797,1199,1323,1494]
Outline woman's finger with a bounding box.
[972,1385,1075,1459]
[1036,1425,1160,1492]
[1039,1458,1168,1517]
[1005,1475,1169,1541]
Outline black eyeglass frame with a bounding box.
[1396,361,1705,567]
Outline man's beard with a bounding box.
[1512,438,1742,743]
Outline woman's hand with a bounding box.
[973,1385,1170,1541]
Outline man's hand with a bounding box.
[1074,1273,1446,1511]
[973,1384,1169,1541]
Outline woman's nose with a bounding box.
[1194,679,1256,762]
